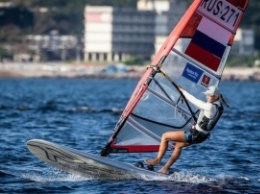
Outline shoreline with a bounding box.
[0,62,259,81]
[221,67,260,81]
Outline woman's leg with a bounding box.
[159,141,189,174]
[146,131,187,165]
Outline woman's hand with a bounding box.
[178,86,184,92]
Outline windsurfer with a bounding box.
[145,86,226,174]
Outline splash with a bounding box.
[3,167,91,183]
[136,170,216,184]
[22,172,89,182]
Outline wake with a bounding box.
[2,166,253,190]
[1,167,91,183]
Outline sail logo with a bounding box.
[201,74,211,87]
[182,63,203,83]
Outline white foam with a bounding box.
[20,168,91,182]
[135,171,215,184]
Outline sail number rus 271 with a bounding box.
[199,0,242,31]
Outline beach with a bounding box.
[0,62,259,81]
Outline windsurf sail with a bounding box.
[100,0,249,156]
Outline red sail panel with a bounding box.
[185,42,221,71]
[110,144,160,153]
[227,0,249,9]
[181,12,203,38]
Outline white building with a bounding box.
[84,6,156,63]
[84,0,254,63]
[24,31,79,61]
[84,0,187,63]
[231,28,255,56]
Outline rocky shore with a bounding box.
[0,62,259,81]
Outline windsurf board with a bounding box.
[27,139,171,180]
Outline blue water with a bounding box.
[0,78,259,193]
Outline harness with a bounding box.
[191,103,224,144]
[198,103,224,131]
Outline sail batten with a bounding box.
[100,0,249,156]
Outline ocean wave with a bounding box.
[0,104,123,114]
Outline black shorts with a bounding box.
[185,129,210,144]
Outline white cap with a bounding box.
[203,86,220,96]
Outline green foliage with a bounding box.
[227,54,260,67]
[0,25,23,43]
[1,0,138,35]
[0,47,10,60]
[241,1,260,52]
[241,1,260,27]
[124,56,144,66]
[0,6,34,28]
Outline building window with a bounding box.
[88,53,92,61]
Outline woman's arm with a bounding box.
[179,87,210,110]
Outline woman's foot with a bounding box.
[158,166,169,174]
[145,158,160,166]
[158,169,174,175]
[158,169,167,174]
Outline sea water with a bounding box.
[0,78,259,193]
